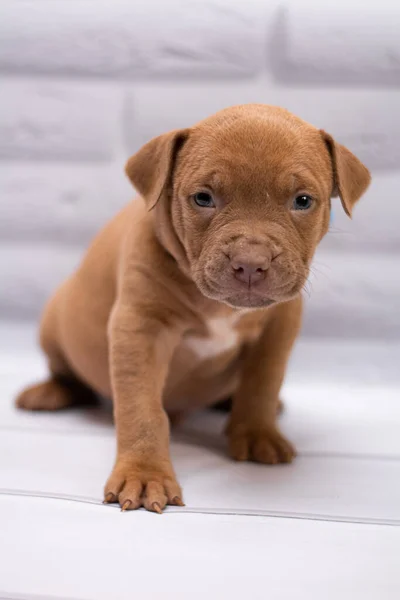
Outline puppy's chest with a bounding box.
[183,311,262,361]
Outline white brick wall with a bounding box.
[279,3,400,86]
[1,81,120,160]
[0,0,266,78]
[0,0,399,339]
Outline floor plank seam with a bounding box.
[1,489,399,527]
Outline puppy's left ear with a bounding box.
[126,129,190,210]
[320,131,371,217]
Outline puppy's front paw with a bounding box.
[103,459,184,513]
[227,425,296,464]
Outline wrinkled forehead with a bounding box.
[178,119,332,197]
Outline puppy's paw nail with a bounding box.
[152,502,163,514]
[172,496,185,507]
[121,500,132,512]
[103,492,116,504]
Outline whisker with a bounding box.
[302,283,311,298]
[310,262,332,278]
[328,226,350,235]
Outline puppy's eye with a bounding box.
[292,194,313,211]
[193,192,215,208]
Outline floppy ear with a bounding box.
[125,129,190,210]
[320,131,371,217]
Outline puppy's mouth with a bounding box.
[197,275,303,309]
[225,295,276,309]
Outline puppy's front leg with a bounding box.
[104,304,183,512]
[227,296,302,464]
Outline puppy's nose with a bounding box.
[231,257,268,286]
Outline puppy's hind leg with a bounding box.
[16,375,97,411]
[16,293,97,412]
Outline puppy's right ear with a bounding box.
[125,129,190,210]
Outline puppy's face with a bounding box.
[171,111,333,308]
[127,105,370,309]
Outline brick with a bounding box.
[0,0,266,79]
[278,2,400,86]
[288,339,400,386]
[0,243,82,320]
[0,81,120,160]
[0,163,132,245]
[321,173,400,254]
[127,85,400,170]
[303,250,400,339]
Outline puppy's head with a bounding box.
[126,105,370,308]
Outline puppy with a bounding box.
[16,105,371,512]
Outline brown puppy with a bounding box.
[16,105,371,513]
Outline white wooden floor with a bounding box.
[1,323,399,600]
